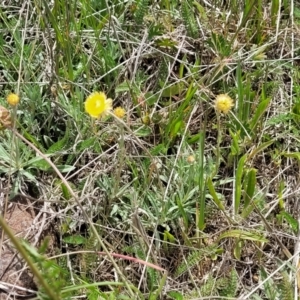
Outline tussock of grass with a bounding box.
[0,0,299,299]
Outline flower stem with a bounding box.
[213,113,222,178]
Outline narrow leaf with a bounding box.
[244,168,257,208]
[218,229,268,243]
[248,140,274,160]
[207,177,225,211]
[249,98,271,131]
[234,154,247,215]
[63,235,87,245]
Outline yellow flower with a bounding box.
[141,113,150,125]
[7,93,19,106]
[214,94,234,114]
[85,92,112,118]
[187,155,195,163]
[113,107,126,118]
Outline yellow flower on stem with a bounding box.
[7,93,20,106]
[85,92,112,118]
[113,107,126,119]
[214,94,234,114]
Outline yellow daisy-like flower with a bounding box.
[113,107,126,118]
[214,94,234,114]
[85,92,112,118]
[7,93,20,106]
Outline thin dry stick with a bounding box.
[50,250,165,272]
[8,128,136,298]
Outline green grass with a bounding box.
[0,0,298,299]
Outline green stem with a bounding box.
[197,131,205,231]
[0,215,60,300]
[213,113,222,178]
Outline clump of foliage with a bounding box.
[0,0,298,299]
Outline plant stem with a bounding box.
[0,215,60,300]
[214,112,222,178]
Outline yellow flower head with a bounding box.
[7,93,20,106]
[85,92,112,118]
[214,94,234,114]
[113,107,126,119]
[141,114,150,125]
[187,155,195,163]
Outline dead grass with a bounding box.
[0,0,299,299]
